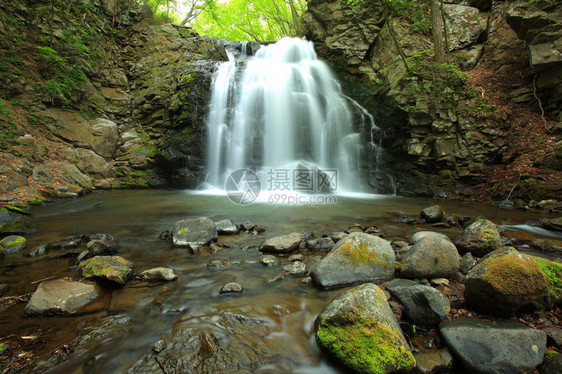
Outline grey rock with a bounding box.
[215,219,240,235]
[310,232,395,289]
[288,254,304,262]
[444,3,488,51]
[283,261,307,276]
[24,279,99,316]
[386,279,450,325]
[454,219,501,257]
[139,267,178,282]
[220,282,243,294]
[260,255,279,266]
[172,217,218,250]
[399,236,460,279]
[29,243,49,257]
[440,317,546,374]
[86,239,117,256]
[409,231,450,245]
[306,237,334,251]
[259,232,302,253]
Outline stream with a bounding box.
[0,189,560,373]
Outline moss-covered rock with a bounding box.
[465,247,549,316]
[315,283,415,374]
[79,255,133,285]
[0,234,27,254]
[454,219,501,257]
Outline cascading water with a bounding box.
[205,37,376,193]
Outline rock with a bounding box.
[86,239,117,256]
[172,217,218,250]
[306,237,334,251]
[259,232,303,253]
[29,243,49,257]
[541,217,562,232]
[454,219,502,257]
[414,348,454,374]
[440,317,546,374]
[288,253,304,262]
[386,279,450,326]
[220,282,243,294]
[283,261,307,276]
[259,255,279,266]
[51,236,83,250]
[465,248,549,316]
[444,3,488,51]
[24,279,99,316]
[542,326,562,347]
[310,232,396,289]
[139,267,178,282]
[79,256,134,285]
[60,147,113,179]
[399,236,460,279]
[91,118,119,159]
[420,205,444,223]
[540,351,562,374]
[409,231,450,245]
[215,219,240,235]
[0,211,33,234]
[459,252,475,273]
[315,283,415,374]
[241,221,256,230]
[323,231,348,242]
[430,278,450,287]
[0,235,27,254]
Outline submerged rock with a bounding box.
[310,232,395,289]
[79,255,134,285]
[28,243,49,257]
[399,235,460,279]
[315,283,415,374]
[24,278,99,316]
[454,219,501,257]
[464,248,548,316]
[172,217,218,250]
[440,317,546,374]
[259,232,303,253]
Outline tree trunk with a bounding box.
[429,0,447,64]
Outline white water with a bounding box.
[206,37,373,193]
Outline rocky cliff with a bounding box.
[304,0,561,200]
[0,0,227,204]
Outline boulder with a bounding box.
[454,219,501,257]
[172,217,218,250]
[440,317,546,374]
[215,219,240,235]
[386,279,450,325]
[259,232,303,253]
[399,236,460,279]
[315,283,415,374]
[91,118,119,159]
[443,3,488,51]
[0,235,27,254]
[79,256,134,285]
[464,248,548,316]
[409,231,450,245]
[310,232,395,289]
[0,211,33,235]
[420,205,444,223]
[59,147,113,179]
[139,267,178,282]
[24,279,99,316]
[39,108,96,149]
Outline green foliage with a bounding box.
[192,0,307,41]
[0,101,20,152]
[532,257,562,306]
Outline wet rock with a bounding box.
[0,211,33,235]
[440,318,546,374]
[220,282,243,294]
[310,232,395,289]
[260,255,279,266]
[323,231,347,242]
[0,235,27,254]
[139,267,177,282]
[24,279,99,316]
[541,217,562,232]
[259,232,303,253]
[172,217,218,250]
[28,243,49,257]
[152,339,167,354]
[267,274,285,283]
[459,252,476,274]
[306,237,334,251]
[315,283,415,374]
[409,231,450,245]
[79,256,134,285]
[365,225,384,237]
[420,205,444,223]
[414,348,454,374]
[454,219,502,257]
[300,277,312,287]
[399,236,460,279]
[86,239,117,256]
[241,221,256,230]
[159,229,172,241]
[464,248,549,316]
[89,233,115,242]
[207,259,230,268]
[215,219,240,235]
[51,236,84,250]
[288,254,304,262]
[283,261,307,276]
[386,279,450,326]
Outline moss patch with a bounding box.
[483,254,548,296]
[316,316,415,374]
[339,239,382,265]
[531,257,562,306]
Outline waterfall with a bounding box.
[205,37,374,194]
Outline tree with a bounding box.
[179,0,214,26]
[428,0,448,64]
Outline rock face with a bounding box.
[386,279,450,325]
[464,248,548,316]
[440,318,547,374]
[24,279,99,316]
[172,217,218,250]
[399,235,460,279]
[315,283,415,374]
[259,232,303,253]
[310,232,395,289]
[454,219,502,257]
[79,256,134,285]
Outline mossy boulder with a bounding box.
[310,232,395,289]
[0,211,33,235]
[0,235,27,254]
[315,283,415,374]
[79,256,133,285]
[454,219,501,257]
[465,248,549,316]
[399,235,460,279]
[172,217,218,251]
[420,205,445,223]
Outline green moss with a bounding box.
[316,316,415,374]
[178,228,189,235]
[28,196,46,205]
[339,239,382,265]
[531,257,562,306]
[483,253,548,296]
[2,236,26,247]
